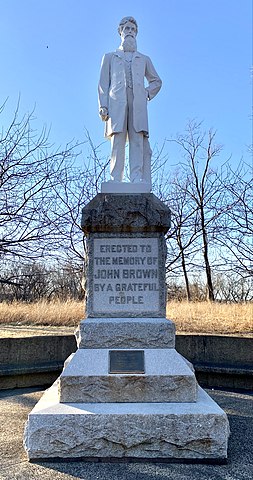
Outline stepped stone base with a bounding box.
[59,349,197,403]
[24,381,230,461]
[24,191,230,462]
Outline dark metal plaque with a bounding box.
[109,350,145,374]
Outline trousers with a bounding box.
[110,87,152,183]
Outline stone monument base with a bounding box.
[24,380,229,462]
[24,192,230,462]
[24,317,230,462]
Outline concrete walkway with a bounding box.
[0,387,252,480]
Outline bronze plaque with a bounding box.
[109,350,145,374]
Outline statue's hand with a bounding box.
[99,107,109,121]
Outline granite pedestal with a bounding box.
[24,193,230,461]
[24,382,229,461]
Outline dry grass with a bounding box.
[167,300,253,335]
[0,300,84,327]
[0,300,252,335]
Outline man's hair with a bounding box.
[118,16,138,35]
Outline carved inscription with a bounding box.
[92,238,160,313]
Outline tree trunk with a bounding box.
[178,235,192,301]
[201,215,215,301]
[182,254,191,301]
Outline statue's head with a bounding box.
[118,16,138,52]
[118,17,138,37]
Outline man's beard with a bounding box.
[121,35,137,52]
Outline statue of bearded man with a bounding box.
[98,16,162,187]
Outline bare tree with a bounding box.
[0,101,81,264]
[161,170,201,300]
[2,102,251,304]
[0,259,85,302]
[213,272,253,302]
[166,121,235,301]
[217,161,253,279]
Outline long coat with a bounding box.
[98,49,162,138]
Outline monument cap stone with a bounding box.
[81,193,171,235]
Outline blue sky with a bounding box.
[1,0,252,171]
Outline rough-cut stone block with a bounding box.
[24,382,230,461]
[58,349,197,403]
[76,318,175,349]
[81,193,171,234]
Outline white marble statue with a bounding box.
[98,16,162,185]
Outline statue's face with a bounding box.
[120,21,137,40]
